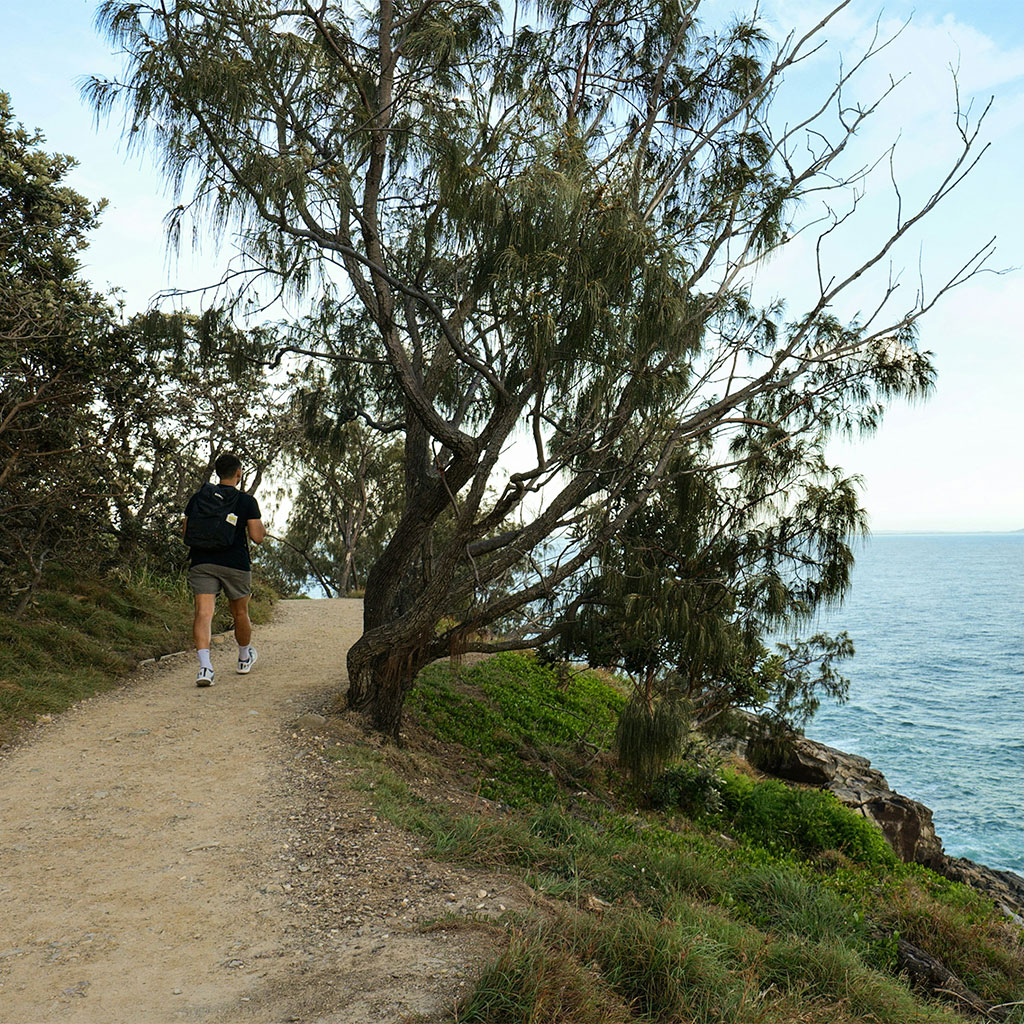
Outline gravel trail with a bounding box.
[0,598,493,1024]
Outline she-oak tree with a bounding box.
[90,0,993,736]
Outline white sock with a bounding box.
[197,649,213,671]
[238,644,251,661]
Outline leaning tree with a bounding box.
[90,0,992,735]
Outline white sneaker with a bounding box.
[196,666,215,688]
[237,647,258,674]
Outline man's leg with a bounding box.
[193,592,217,653]
[230,595,258,673]
[192,592,217,685]
[228,595,251,646]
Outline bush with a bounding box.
[718,771,897,867]
[651,753,724,816]
[409,653,624,806]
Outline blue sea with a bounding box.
[802,533,1024,874]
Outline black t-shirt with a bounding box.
[184,485,262,571]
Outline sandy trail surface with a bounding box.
[0,599,500,1024]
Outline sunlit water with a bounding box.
[803,533,1024,872]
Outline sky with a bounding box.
[1,0,1022,532]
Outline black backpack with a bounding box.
[184,483,243,550]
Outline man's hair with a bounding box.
[215,453,243,480]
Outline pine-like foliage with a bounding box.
[86,1,992,734]
[556,444,858,787]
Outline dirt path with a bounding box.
[0,599,504,1024]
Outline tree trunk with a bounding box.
[343,456,476,733]
[346,633,430,739]
[368,664,410,738]
[14,548,49,619]
[345,539,450,737]
[338,549,353,594]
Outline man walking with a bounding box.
[182,453,266,687]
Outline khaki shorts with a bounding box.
[188,563,252,601]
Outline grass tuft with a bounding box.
[453,925,633,1024]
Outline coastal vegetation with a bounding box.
[329,652,1024,1023]
[3,3,1018,1014]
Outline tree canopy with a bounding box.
[552,442,858,788]
[88,0,992,735]
[0,91,120,606]
[0,93,297,608]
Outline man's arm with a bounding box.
[247,518,267,545]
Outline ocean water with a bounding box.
[802,533,1024,874]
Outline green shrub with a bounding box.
[615,694,690,792]
[475,653,624,749]
[409,653,624,806]
[718,770,897,866]
[651,753,724,816]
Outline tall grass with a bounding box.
[335,653,1024,1024]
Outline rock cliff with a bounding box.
[715,713,1024,921]
[754,731,947,868]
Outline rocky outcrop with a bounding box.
[943,857,1024,926]
[752,731,946,868]
[713,713,1024,920]
[761,732,1024,919]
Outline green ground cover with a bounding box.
[337,653,1024,1023]
[0,564,275,744]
